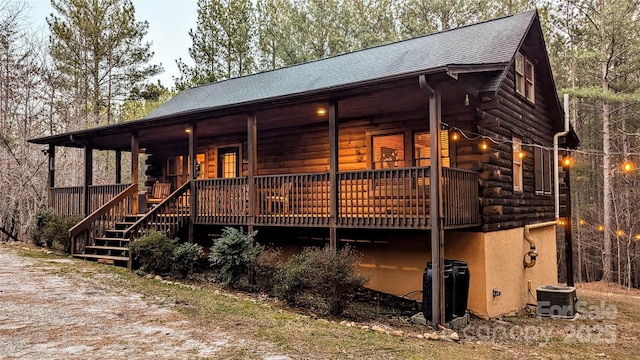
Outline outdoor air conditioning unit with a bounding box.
[536,285,578,319]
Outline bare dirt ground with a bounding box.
[0,246,291,360]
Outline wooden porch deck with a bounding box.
[54,167,480,233]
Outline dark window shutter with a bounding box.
[543,149,552,194]
[534,147,543,193]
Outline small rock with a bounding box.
[340,320,347,326]
[416,334,424,339]
[423,333,432,340]
[45,251,53,255]
[432,334,439,341]
[371,325,383,332]
[154,275,163,280]
[392,330,404,337]
[346,322,355,328]
[360,325,370,331]
[597,354,606,357]
[318,319,330,323]
[450,332,459,341]
[145,274,154,279]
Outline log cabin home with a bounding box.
[29,10,578,319]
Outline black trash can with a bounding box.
[422,261,454,322]
[449,260,470,317]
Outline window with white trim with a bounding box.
[515,52,535,102]
[513,137,523,192]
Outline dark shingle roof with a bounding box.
[145,10,536,120]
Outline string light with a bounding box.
[635,234,640,241]
[563,156,573,167]
[579,219,585,225]
[557,218,567,226]
[447,126,638,170]
[518,151,525,159]
[598,225,605,232]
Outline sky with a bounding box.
[24,0,199,87]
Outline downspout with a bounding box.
[523,221,556,268]
[523,94,570,268]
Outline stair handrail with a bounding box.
[123,180,191,240]
[68,183,138,254]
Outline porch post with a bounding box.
[47,145,55,207]
[329,101,338,249]
[563,161,574,286]
[115,150,122,184]
[247,113,257,232]
[420,74,445,327]
[83,145,93,217]
[188,122,197,242]
[131,132,139,214]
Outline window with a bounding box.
[534,147,552,194]
[196,153,206,179]
[414,131,450,167]
[217,147,240,178]
[372,133,405,169]
[515,52,535,102]
[513,137,523,192]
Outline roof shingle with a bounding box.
[145,10,536,120]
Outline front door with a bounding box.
[217,146,240,178]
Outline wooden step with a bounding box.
[72,253,129,262]
[114,222,137,230]
[84,245,128,252]
[94,237,130,247]
[124,215,144,223]
[104,229,127,238]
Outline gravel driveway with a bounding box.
[0,245,291,360]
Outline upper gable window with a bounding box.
[515,52,535,102]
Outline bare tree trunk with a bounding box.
[601,0,613,282]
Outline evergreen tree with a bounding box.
[47,0,162,126]
[175,0,255,90]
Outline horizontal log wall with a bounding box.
[471,64,557,232]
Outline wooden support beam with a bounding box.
[564,164,574,287]
[329,101,338,249]
[189,122,197,242]
[420,74,444,327]
[247,113,257,233]
[131,132,139,214]
[115,150,122,184]
[47,145,55,207]
[83,145,93,217]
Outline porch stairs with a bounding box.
[72,214,143,266]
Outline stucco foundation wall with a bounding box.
[353,232,487,316]
[483,226,558,318]
[352,226,557,319]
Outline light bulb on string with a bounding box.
[622,160,634,173]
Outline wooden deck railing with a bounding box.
[50,184,130,217]
[337,167,430,228]
[254,173,331,226]
[442,167,480,228]
[68,184,137,255]
[124,180,191,240]
[194,178,248,224]
[50,186,83,216]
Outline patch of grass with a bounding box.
[8,244,639,359]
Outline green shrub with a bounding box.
[209,227,260,289]
[129,231,177,274]
[172,242,204,278]
[33,207,81,252]
[255,247,282,293]
[273,246,368,316]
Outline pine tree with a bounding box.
[47,0,162,126]
[175,0,255,90]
